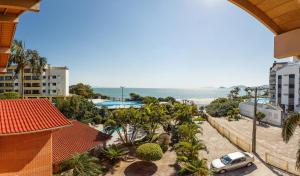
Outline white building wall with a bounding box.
[239,102,282,126]
[276,63,300,112]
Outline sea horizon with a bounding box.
[93,87,249,105]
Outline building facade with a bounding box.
[0,64,69,98]
[269,57,300,112]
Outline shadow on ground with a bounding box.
[124,161,158,176]
[214,164,258,176]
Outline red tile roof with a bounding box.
[52,120,110,164]
[0,99,71,135]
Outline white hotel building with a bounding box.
[269,57,300,113]
[0,64,69,98]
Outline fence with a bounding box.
[207,116,299,175]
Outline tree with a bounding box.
[104,108,146,145]
[129,93,143,101]
[142,96,159,105]
[9,40,47,98]
[228,87,240,99]
[0,92,20,99]
[101,145,128,164]
[282,113,300,169]
[69,83,94,98]
[244,87,252,98]
[256,111,266,125]
[178,159,210,176]
[60,153,102,176]
[227,108,240,121]
[55,95,102,124]
[206,98,241,117]
[136,143,163,161]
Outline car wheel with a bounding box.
[247,162,253,167]
[219,169,226,174]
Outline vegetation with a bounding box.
[282,113,300,169]
[55,95,103,124]
[228,87,240,99]
[256,111,266,125]
[136,143,163,161]
[70,83,109,99]
[60,153,102,176]
[0,92,20,99]
[178,158,210,176]
[206,98,241,117]
[9,40,47,98]
[129,93,143,101]
[227,108,240,121]
[101,145,128,164]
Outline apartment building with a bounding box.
[0,64,69,98]
[269,57,300,112]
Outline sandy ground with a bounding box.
[198,122,288,176]
[211,117,298,162]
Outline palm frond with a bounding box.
[282,113,300,143]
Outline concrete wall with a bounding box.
[239,102,282,126]
[0,131,52,176]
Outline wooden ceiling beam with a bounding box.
[228,0,283,35]
[0,0,40,12]
[0,13,19,23]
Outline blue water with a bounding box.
[93,87,246,100]
[250,98,269,104]
[96,101,142,108]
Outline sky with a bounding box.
[15,0,284,88]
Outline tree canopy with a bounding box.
[0,92,20,99]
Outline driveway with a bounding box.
[198,121,291,176]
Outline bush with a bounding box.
[0,92,20,99]
[136,143,163,161]
[206,98,241,117]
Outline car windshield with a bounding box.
[220,155,232,165]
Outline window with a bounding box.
[43,76,46,79]
[278,75,282,79]
[278,85,282,89]
[24,90,31,94]
[289,84,295,88]
[24,83,31,87]
[289,94,295,98]
[289,74,295,78]
[0,76,4,81]
[24,68,31,73]
[32,90,40,94]
[52,75,57,79]
[15,83,18,86]
[52,90,57,93]
[14,90,18,93]
[32,76,40,80]
[43,83,46,86]
[0,83,4,87]
[52,83,56,86]
[43,90,46,93]
[5,83,13,87]
[5,76,12,80]
[24,76,31,80]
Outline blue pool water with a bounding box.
[250,98,269,104]
[96,101,142,108]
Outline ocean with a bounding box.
[93,87,245,105]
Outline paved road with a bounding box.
[198,122,292,176]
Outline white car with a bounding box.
[211,152,254,174]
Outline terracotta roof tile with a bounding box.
[0,99,71,135]
[52,120,110,164]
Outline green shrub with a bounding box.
[0,92,20,99]
[206,98,241,117]
[136,143,163,161]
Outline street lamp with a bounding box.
[120,86,125,103]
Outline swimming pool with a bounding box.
[95,101,142,109]
[250,98,269,104]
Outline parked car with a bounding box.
[211,152,254,173]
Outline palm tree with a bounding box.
[179,159,210,176]
[60,153,102,176]
[282,113,300,168]
[101,145,128,164]
[244,87,252,98]
[9,40,47,98]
